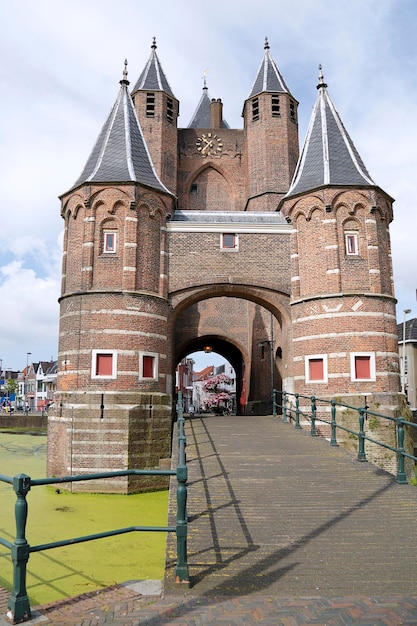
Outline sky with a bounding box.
[1,0,416,373]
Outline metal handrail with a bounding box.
[0,391,189,623]
[273,389,416,486]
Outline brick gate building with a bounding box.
[48,39,402,492]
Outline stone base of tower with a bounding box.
[295,392,414,479]
[47,391,173,494]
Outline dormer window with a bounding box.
[146,92,155,117]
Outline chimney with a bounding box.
[210,98,223,129]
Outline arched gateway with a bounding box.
[48,41,402,493]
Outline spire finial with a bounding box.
[316,63,328,90]
[120,58,130,86]
[264,36,270,50]
[202,68,209,90]
[151,36,157,50]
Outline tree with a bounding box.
[202,373,233,413]
[5,378,18,397]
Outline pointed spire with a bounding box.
[67,67,171,195]
[187,71,229,128]
[248,37,291,98]
[131,37,176,97]
[285,66,375,198]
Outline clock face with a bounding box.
[196,133,223,157]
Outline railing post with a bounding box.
[295,394,301,429]
[272,389,277,419]
[330,400,338,446]
[396,420,408,484]
[310,396,317,436]
[357,408,367,462]
[7,474,32,624]
[175,459,189,584]
[282,391,288,423]
[176,390,184,421]
[175,392,189,584]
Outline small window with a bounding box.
[271,95,280,116]
[103,231,116,253]
[290,100,296,122]
[190,184,198,194]
[351,353,376,381]
[345,232,359,255]
[92,350,117,379]
[146,92,155,117]
[252,97,259,122]
[139,351,158,380]
[305,355,328,383]
[166,97,174,123]
[220,233,238,250]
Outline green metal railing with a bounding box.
[273,390,417,485]
[0,392,189,624]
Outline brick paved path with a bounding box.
[2,414,417,624]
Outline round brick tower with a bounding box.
[48,63,175,493]
[280,67,401,414]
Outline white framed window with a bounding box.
[92,350,117,379]
[139,351,158,380]
[345,232,359,255]
[103,231,117,253]
[220,233,238,251]
[305,354,328,383]
[350,352,376,381]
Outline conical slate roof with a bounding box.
[131,37,175,97]
[285,67,375,198]
[68,63,171,195]
[188,78,229,128]
[248,37,292,98]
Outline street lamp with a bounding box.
[25,352,31,414]
[402,310,411,396]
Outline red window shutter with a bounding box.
[355,356,370,379]
[96,353,113,376]
[142,355,154,378]
[309,358,324,381]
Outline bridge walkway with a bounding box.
[2,413,417,624]
[164,413,417,597]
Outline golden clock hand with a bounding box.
[201,141,213,154]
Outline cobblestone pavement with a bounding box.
[2,415,417,624]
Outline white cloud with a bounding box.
[0,0,416,369]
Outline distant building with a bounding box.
[398,317,417,409]
[175,357,194,411]
[193,363,236,413]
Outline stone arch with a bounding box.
[170,283,292,415]
[185,164,234,211]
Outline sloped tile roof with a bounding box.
[188,83,229,129]
[131,37,175,97]
[67,67,171,195]
[285,67,375,198]
[397,318,417,342]
[248,37,292,98]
